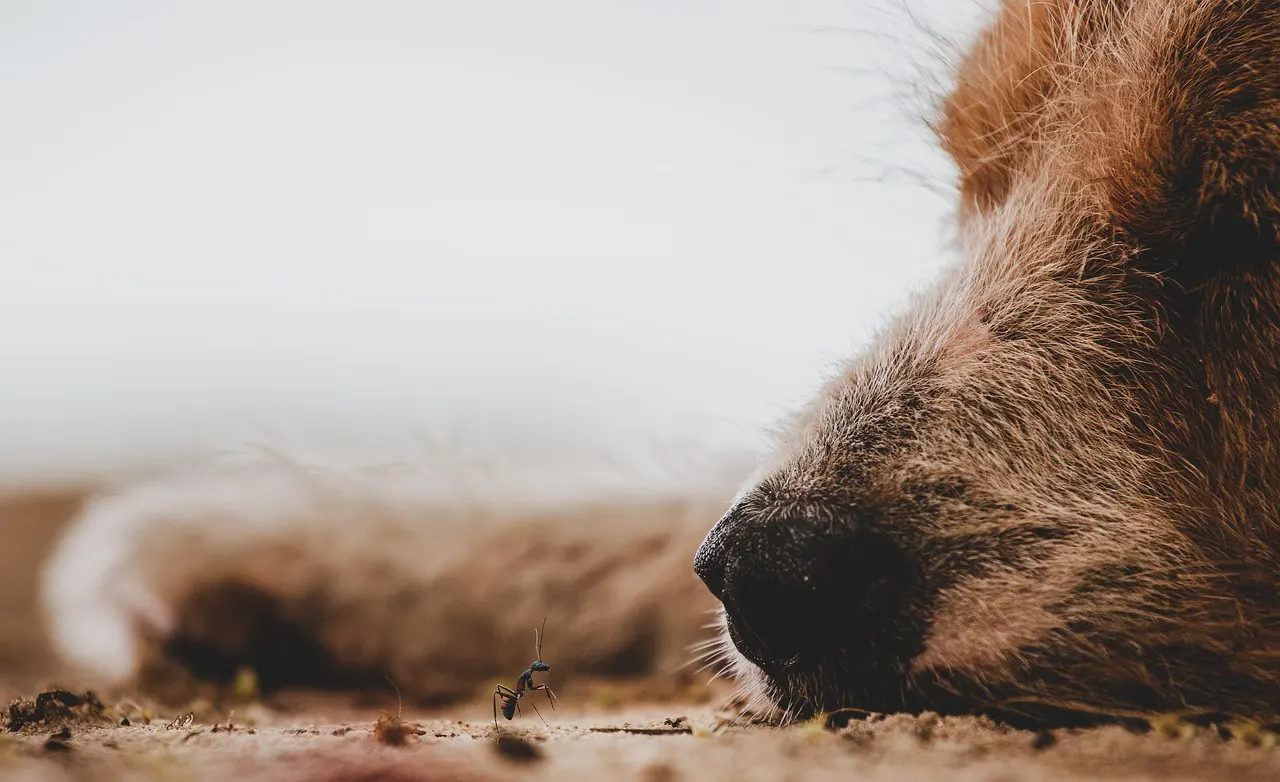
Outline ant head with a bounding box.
[531,660,551,672]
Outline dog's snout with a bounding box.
[695,509,908,673]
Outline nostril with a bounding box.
[693,534,726,600]
[695,509,745,600]
[711,515,909,672]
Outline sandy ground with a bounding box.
[7,693,1280,782]
[6,490,1280,781]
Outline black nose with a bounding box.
[694,509,907,673]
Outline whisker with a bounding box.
[687,638,723,652]
[704,660,735,683]
[680,652,732,675]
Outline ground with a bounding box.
[5,490,1280,781]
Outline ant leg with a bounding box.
[526,697,550,728]
[529,683,557,707]
[531,684,559,710]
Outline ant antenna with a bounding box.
[384,675,403,720]
[535,616,547,660]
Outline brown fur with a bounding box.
[37,0,1280,726]
[704,0,1280,724]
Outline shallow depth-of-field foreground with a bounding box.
[8,687,1280,782]
[6,490,1280,782]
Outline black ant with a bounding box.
[493,617,560,731]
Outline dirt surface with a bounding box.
[6,693,1280,782]
[6,490,1280,781]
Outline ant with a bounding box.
[493,617,560,731]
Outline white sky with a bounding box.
[0,1,989,488]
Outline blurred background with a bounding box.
[0,0,987,690]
